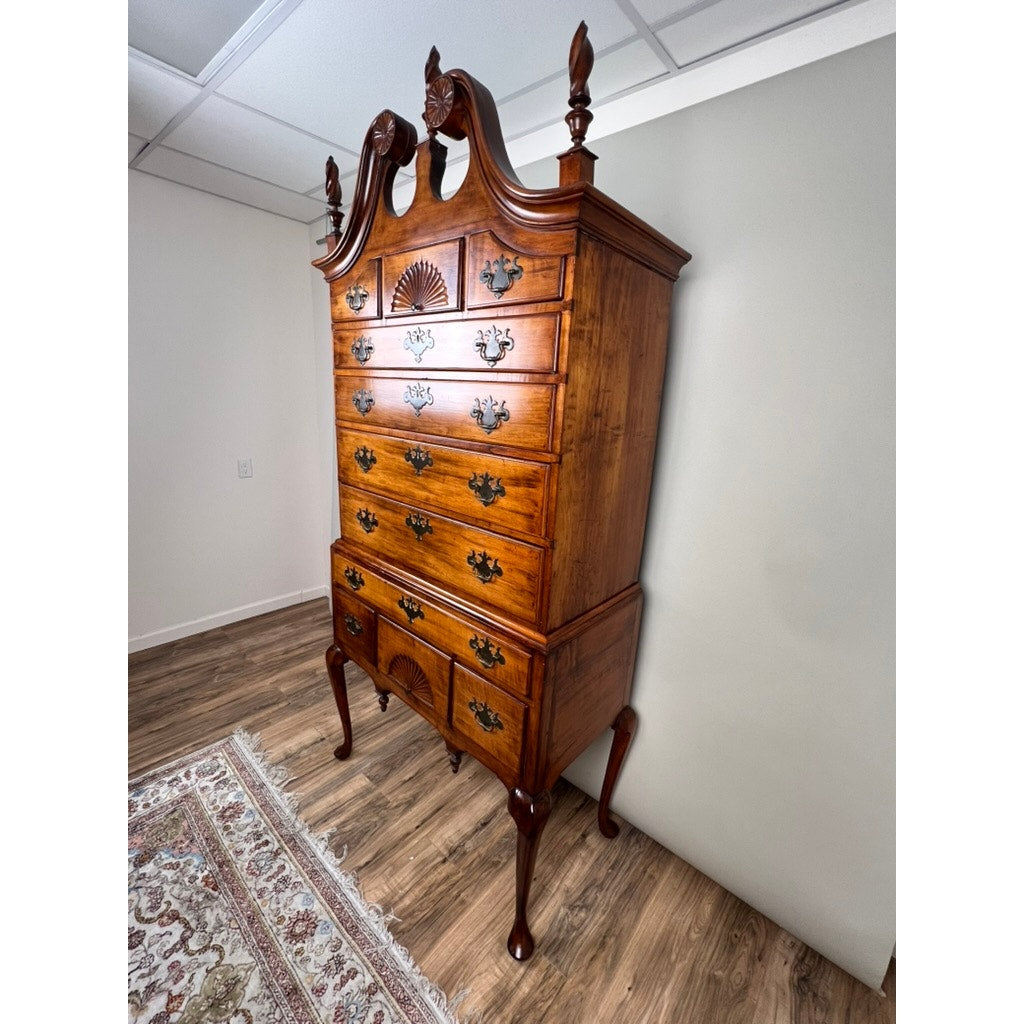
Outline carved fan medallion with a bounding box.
[391,260,449,313]
[386,654,434,707]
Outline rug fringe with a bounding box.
[228,729,470,1024]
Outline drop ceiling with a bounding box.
[128,0,895,226]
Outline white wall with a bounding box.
[128,172,331,649]
[518,37,895,989]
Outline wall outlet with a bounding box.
[237,458,253,478]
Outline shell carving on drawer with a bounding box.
[386,654,434,707]
[391,260,448,313]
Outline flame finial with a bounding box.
[566,21,594,147]
[325,155,343,237]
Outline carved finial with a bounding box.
[325,155,343,237]
[566,21,594,147]
[558,22,598,186]
[425,46,441,85]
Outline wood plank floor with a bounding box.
[128,599,895,1024]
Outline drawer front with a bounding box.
[451,663,527,775]
[466,231,565,309]
[376,618,450,725]
[336,374,556,453]
[332,555,532,699]
[332,590,376,665]
[338,428,548,537]
[334,313,559,373]
[383,239,462,317]
[340,487,544,624]
[330,256,382,322]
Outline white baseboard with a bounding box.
[128,586,330,654]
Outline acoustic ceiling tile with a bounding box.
[215,0,636,153]
[163,94,355,194]
[136,146,326,222]
[128,55,203,139]
[129,134,148,161]
[656,0,837,68]
[629,0,714,26]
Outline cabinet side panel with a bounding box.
[541,592,642,789]
[548,236,675,627]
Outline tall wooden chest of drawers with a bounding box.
[313,25,689,961]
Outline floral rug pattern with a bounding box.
[129,732,460,1024]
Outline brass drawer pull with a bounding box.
[470,396,509,434]
[397,596,425,624]
[479,255,523,298]
[346,283,369,313]
[355,508,378,533]
[343,567,364,591]
[350,335,374,365]
[353,446,376,473]
[468,471,505,507]
[469,636,505,670]
[469,698,505,733]
[405,512,433,542]
[475,325,516,366]
[474,325,515,366]
[403,327,435,363]
[467,550,503,584]
[344,614,363,636]
[404,383,434,417]
[405,446,434,475]
[352,388,374,416]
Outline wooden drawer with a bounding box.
[338,428,549,538]
[332,552,532,699]
[376,618,450,725]
[383,239,462,317]
[451,663,527,777]
[335,374,557,453]
[334,313,559,373]
[466,231,564,309]
[340,487,545,625]
[330,256,382,322]
[331,590,376,665]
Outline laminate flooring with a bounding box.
[128,599,896,1024]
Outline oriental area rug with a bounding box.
[128,731,462,1024]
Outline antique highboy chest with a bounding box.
[313,24,689,960]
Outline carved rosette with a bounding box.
[424,74,456,131]
[372,111,397,156]
[369,109,418,165]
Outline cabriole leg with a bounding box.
[506,787,553,961]
[325,644,353,761]
[597,705,637,838]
